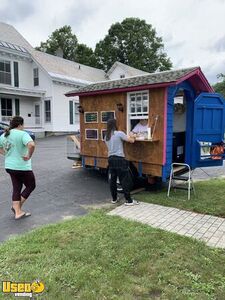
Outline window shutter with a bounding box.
[15,98,20,115]
[69,101,73,124]
[14,62,19,87]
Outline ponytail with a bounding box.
[4,128,10,137]
[106,118,117,141]
[4,116,24,137]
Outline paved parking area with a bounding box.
[0,135,225,244]
[109,202,225,249]
[0,135,110,242]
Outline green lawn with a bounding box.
[135,178,225,217]
[0,210,225,299]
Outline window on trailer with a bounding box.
[85,129,98,140]
[127,91,149,133]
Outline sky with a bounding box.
[0,0,225,83]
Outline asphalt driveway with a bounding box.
[0,135,224,243]
[0,135,111,242]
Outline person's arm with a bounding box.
[127,135,135,143]
[23,141,35,161]
[0,147,5,156]
[119,131,136,143]
[0,137,4,155]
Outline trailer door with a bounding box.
[191,92,225,168]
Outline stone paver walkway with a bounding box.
[108,202,225,249]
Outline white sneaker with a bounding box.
[125,200,139,206]
[111,198,119,204]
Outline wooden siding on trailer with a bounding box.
[80,93,127,162]
[80,88,166,177]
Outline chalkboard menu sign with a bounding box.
[101,111,115,123]
[85,129,98,140]
[85,112,98,123]
[101,129,107,140]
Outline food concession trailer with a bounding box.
[66,67,225,182]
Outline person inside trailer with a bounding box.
[130,119,149,140]
[131,119,148,134]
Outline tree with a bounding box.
[36,25,97,67]
[75,44,97,67]
[213,74,225,98]
[36,25,78,61]
[94,17,172,72]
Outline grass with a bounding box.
[135,178,225,217]
[0,210,225,299]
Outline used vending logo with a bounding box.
[2,280,45,298]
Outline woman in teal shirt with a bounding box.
[0,116,36,220]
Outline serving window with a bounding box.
[101,111,115,123]
[85,129,98,140]
[84,112,98,123]
[127,91,149,132]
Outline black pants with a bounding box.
[6,169,36,201]
[108,156,133,202]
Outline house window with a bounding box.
[120,74,125,79]
[74,102,80,123]
[69,101,80,125]
[85,129,98,140]
[14,61,19,87]
[44,100,51,123]
[0,60,11,85]
[1,98,12,121]
[127,91,149,132]
[33,68,39,86]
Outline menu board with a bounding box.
[85,129,98,140]
[101,111,115,123]
[85,112,98,123]
[101,130,107,140]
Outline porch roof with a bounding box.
[66,67,213,97]
[0,86,46,98]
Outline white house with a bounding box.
[0,22,148,136]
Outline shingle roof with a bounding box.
[0,22,33,50]
[106,61,149,77]
[32,50,106,82]
[0,22,107,83]
[66,67,199,96]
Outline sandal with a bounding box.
[15,212,31,220]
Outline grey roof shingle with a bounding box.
[67,67,199,95]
